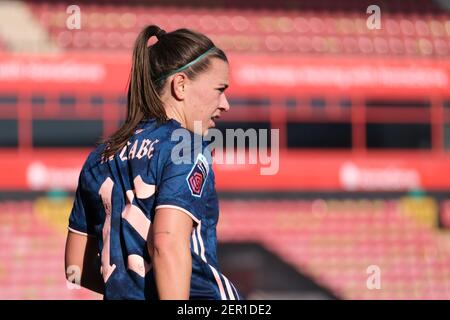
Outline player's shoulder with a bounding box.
[146,119,210,162]
[79,118,211,172]
[79,143,107,174]
[80,119,173,166]
[132,118,181,149]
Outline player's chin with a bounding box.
[201,119,215,136]
[208,118,216,128]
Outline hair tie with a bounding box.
[156,29,166,40]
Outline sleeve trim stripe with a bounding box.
[197,222,207,263]
[155,205,200,224]
[209,265,227,300]
[68,227,89,237]
[192,229,199,255]
[222,274,236,300]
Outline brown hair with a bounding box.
[102,25,228,159]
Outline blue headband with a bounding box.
[154,47,216,82]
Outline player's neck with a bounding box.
[163,100,187,129]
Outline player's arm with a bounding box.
[64,230,104,295]
[150,207,193,300]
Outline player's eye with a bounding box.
[217,87,226,93]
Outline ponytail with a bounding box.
[102,25,168,159]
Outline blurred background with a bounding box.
[1,0,450,300]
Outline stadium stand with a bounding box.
[0,1,57,53]
[0,200,99,299]
[1,197,449,299]
[218,199,450,299]
[25,1,450,56]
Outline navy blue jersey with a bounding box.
[68,118,241,300]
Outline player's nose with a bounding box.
[219,93,230,112]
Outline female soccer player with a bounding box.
[64,25,240,300]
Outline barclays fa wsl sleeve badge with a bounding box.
[186,153,209,197]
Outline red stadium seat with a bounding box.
[218,199,450,299]
[21,2,450,57]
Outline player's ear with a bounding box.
[171,73,187,101]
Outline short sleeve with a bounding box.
[68,171,90,236]
[155,151,211,223]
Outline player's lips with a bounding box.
[210,114,221,127]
